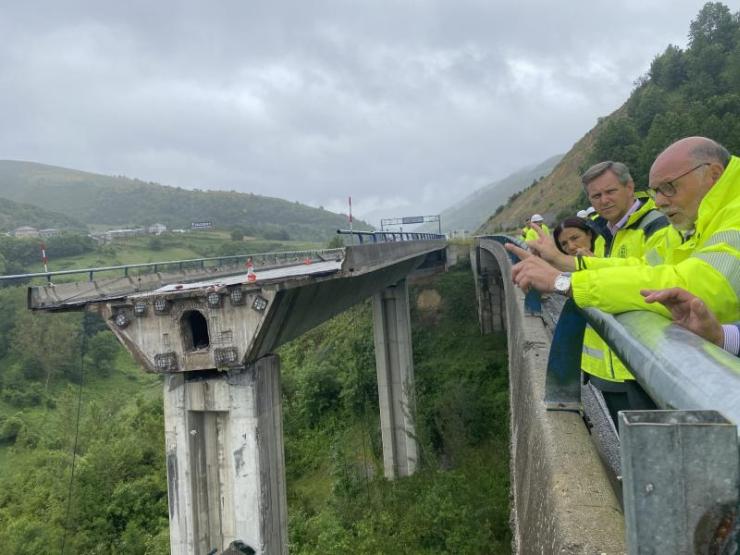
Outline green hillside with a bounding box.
[0,241,511,553]
[480,2,740,233]
[0,161,371,241]
[0,196,85,233]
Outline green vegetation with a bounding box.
[0,161,371,241]
[480,2,740,232]
[281,263,510,553]
[0,229,321,278]
[587,3,740,187]
[0,236,510,553]
[0,233,96,275]
[0,197,85,234]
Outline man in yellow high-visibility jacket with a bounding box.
[508,136,740,399]
[566,161,681,422]
[524,214,550,242]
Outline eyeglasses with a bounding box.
[647,163,709,199]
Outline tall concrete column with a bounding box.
[164,355,287,555]
[372,278,418,479]
[474,249,505,335]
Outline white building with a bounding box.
[14,226,39,238]
[149,223,167,235]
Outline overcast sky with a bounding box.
[0,0,716,225]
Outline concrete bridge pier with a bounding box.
[372,278,418,479]
[164,355,287,555]
[472,247,506,334]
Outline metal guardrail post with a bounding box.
[620,410,739,555]
[523,290,541,315]
[544,298,586,410]
[483,235,542,316]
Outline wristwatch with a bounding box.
[553,272,572,296]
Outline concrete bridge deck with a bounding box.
[23,237,448,555]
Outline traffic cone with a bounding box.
[246,258,257,282]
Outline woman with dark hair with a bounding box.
[553,217,597,256]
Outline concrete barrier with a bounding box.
[475,239,625,554]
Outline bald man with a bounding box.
[507,136,740,328]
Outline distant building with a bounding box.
[91,228,147,243]
[14,226,39,238]
[39,228,61,238]
[149,223,167,235]
[191,221,213,230]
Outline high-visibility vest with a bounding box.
[524,223,550,242]
[573,155,740,335]
[579,198,681,382]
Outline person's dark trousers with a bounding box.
[587,375,657,430]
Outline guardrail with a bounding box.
[0,248,344,284]
[476,235,740,554]
[336,229,446,244]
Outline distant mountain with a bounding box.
[0,196,85,233]
[0,161,370,241]
[417,154,563,234]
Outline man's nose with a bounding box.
[654,193,670,209]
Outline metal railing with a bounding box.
[0,248,345,284]
[336,229,446,244]
[476,235,740,554]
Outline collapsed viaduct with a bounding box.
[19,232,740,554]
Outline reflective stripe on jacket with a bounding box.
[572,155,740,326]
[579,198,681,382]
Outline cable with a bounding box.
[60,324,87,555]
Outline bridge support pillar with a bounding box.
[164,355,287,555]
[372,278,418,479]
[472,248,505,334]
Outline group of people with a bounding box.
[509,136,739,424]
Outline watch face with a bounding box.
[555,274,571,293]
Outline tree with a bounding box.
[688,2,737,52]
[230,227,245,241]
[326,235,345,249]
[649,45,687,91]
[10,311,82,389]
[589,118,642,179]
[86,331,120,377]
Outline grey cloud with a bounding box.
[0,0,714,223]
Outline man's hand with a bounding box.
[640,288,723,346]
[505,243,563,294]
[526,223,576,271]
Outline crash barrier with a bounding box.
[472,236,625,554]
[475,235,740,554]
[336,229,446,244]
[0,248,344,284]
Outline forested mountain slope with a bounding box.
[0,160,370,241]
[0,197,85,233]
[480,2,740,232]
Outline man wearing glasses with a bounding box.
[506,136,739,330]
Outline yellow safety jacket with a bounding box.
[573,155,740,326]
[524,223,550,242]
[579,198,681,382]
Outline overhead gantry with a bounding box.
[26,237,447,555]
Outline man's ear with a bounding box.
[707,162,724,186]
